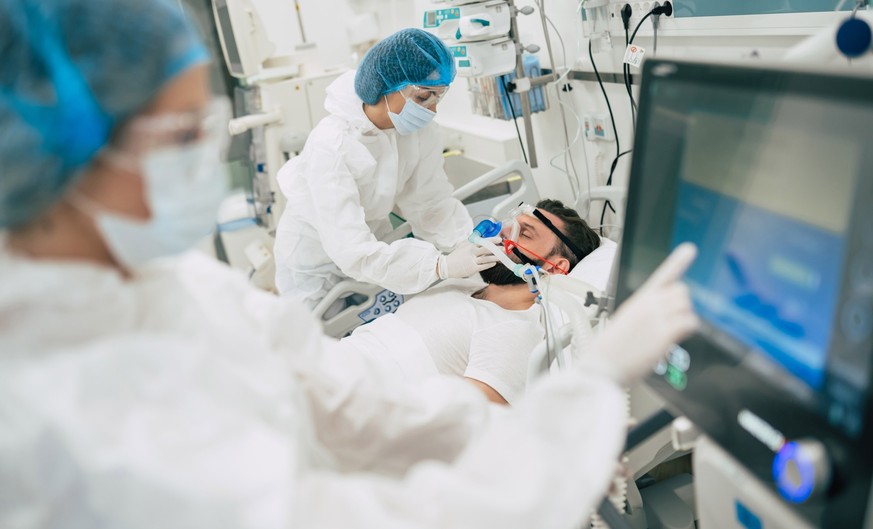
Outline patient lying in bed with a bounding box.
[336,199,613,405]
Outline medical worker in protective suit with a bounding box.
[0,1,700,527]
[273,28,497,309]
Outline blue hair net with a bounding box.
[0,0,209,228]
[355,29,456,105]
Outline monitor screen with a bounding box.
[617,59,873,440]
[670,86,857,391]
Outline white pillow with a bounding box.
[541,237,617,354]
[566,237,617,293]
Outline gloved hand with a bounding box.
[576,243,699,386]
[437,240,500,280]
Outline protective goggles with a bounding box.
[110,98,231,158]
[400,84,449,109]
[501,203,588,263]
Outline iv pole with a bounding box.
[506,0,557,168]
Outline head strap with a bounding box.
[532,208,587,262]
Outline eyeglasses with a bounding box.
[110,98,231,156]
[400,84,449,109]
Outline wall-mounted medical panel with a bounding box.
[423,1,511,43]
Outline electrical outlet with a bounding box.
[611,1,670,32]
[631,1,654,26]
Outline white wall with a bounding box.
[294,0,419,70]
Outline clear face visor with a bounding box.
[399,84,449,109]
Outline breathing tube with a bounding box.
[469,218,543,297]
[468,218,528,277]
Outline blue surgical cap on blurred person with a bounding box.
[354,28,456,105]
[0,0,209,228]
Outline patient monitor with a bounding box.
[616,58,873,528]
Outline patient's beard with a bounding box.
[479,251,545,286]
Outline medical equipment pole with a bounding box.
[508,0,539,168]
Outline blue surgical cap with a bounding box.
[0,0,209,228]
[355,29,456,105]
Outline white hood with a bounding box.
[322,70,376,132]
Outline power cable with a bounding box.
[501,76,529,165]
[589,40,626,234]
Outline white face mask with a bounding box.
[385,95,436,135]
[73,134,228,269]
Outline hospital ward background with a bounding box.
[3,0,873,527]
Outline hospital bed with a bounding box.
[314,159,540,338]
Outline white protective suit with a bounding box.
[273,71,473,307]
[0,244,627,529]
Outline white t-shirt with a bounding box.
[340,279,543,404]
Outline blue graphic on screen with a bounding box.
[671,182,845,389]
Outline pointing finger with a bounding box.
[641,242,697,291]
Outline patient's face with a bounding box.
[500,210,565,265]
[481,210,565,285]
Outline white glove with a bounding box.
[437,240,500,280]
[576,243,700,386]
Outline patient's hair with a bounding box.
[536,199,601,270]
